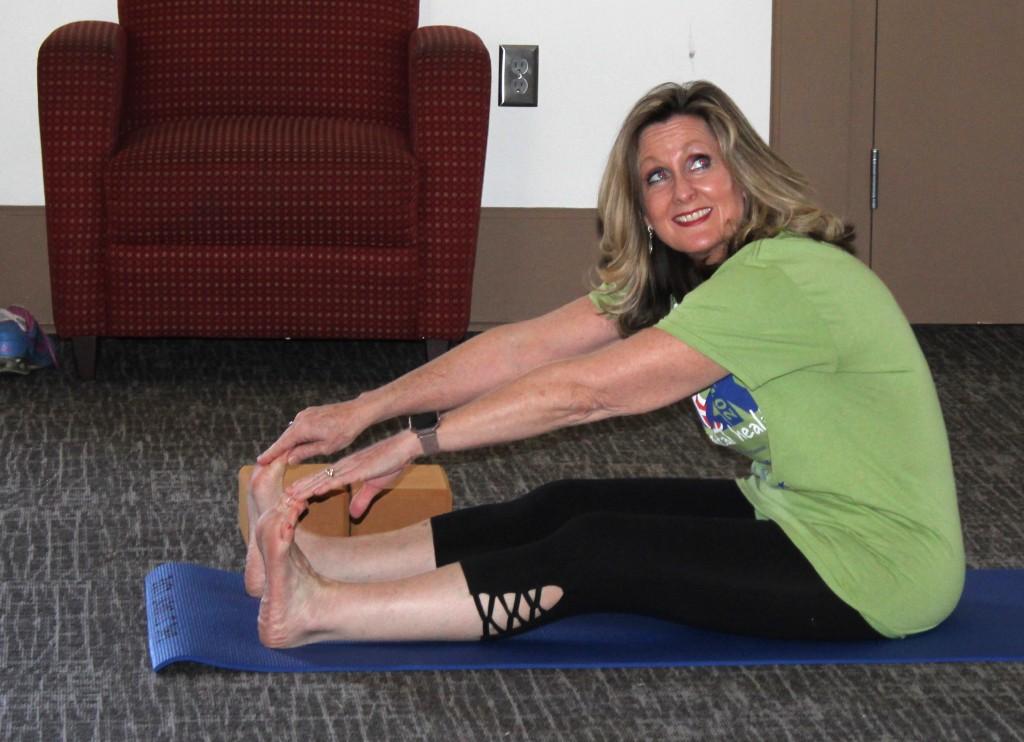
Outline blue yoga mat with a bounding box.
[145,563,1024,673]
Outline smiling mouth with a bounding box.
[674,207,712,225]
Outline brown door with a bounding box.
[871,1,1024,322]
[771,0,1024,323]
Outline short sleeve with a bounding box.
[654,260,836,389]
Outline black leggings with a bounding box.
[432,478,882,641]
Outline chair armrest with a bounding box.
[409,26,491,339]
[37,21,127,336]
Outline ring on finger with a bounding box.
[325,467,335,478]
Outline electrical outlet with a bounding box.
[499,45,538,107]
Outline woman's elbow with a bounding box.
[561,382,620,426]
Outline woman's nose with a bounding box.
[672,175,697,203]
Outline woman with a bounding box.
[247,81,964,647]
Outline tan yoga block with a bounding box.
[237,464,453,544]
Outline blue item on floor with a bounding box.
[0,306,58,375]
[145,563,1024,673]
[0,316,29,374]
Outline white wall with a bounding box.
[0,1,771,208]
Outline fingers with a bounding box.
[257,424,301,465]
[349,468,407,519]
[286,464,351,502]
[257,413,325,465]
[278,493,307,519]
[283,432,416,508]
[282,443,328,467]
[258,403,355,466]
[349,481,385,520]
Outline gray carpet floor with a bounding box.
[2,325,1023,740]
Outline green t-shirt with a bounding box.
[646,234,964,637]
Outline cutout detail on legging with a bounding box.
[473,586,562,638]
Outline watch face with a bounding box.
[410,411,440,431]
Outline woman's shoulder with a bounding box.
[703,233,886,311]
[729,232,865,278]
[738,231,849,260]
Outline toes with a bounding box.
[252,456,288,493]
[261,497,306,548]
[280,511,296,541]
[267,455,288,481]
[281,500,304,541]
[250,462,269,488]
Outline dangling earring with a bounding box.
[646,225,655,255]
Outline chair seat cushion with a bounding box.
[105,116,418,247]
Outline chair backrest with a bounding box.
[118,0,419,131]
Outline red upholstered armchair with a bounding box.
[38,1,490,378]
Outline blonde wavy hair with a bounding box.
[593,80,855,336]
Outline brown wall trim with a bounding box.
[0,205,599,334]
[0,205,52,329]
[470,207,599,330]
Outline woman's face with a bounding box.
[637,114,744,266]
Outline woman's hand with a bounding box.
[283,431,423,518]
[258,400,373,466]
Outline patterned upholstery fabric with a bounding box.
[107,244,420,337]
[118,0,416,130]
[38,1,490,346]
[106,118,418,248]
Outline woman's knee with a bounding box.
[516,478,606,523]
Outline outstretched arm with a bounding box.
[258,296,621,465]
[289,327,728,516]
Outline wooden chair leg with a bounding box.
[72,336,98,380]
[424,338,451,362]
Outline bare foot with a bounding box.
[255,498,331,648]
[244,457,288,597]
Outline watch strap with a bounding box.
[416,427,441,456]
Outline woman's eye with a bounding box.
[688,155,711,172]
[645,169,667,186]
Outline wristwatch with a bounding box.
[408,411,442,456]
